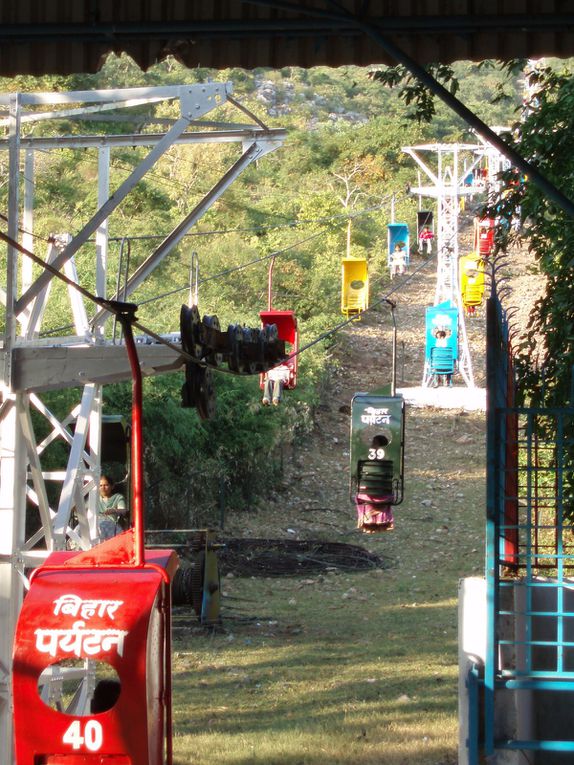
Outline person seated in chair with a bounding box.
[390,243,407,278]
[419,225,434,255]
[262,363,291,406]
[432,329,453,388]
[355,435,395,534]
[98,473,128,540]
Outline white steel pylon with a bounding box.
[403,143,483,388]
[0,85,285,763]
[472,128,513,196]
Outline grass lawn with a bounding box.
[171,408,485,765]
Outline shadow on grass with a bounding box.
[171,603,459,765]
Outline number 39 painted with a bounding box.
[368,447,385,460]
[63,719,103,751]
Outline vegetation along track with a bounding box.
[168,227,547,764]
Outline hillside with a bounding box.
[168,222,547,765]
[3,57,528,529]
[168,197,549,762]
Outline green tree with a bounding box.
[368,57,574,406]
[488,62,574,409]
[1,58,523,527]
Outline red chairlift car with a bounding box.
[12,303,178,765]
[474,216,496,257]
[259,256,298,392]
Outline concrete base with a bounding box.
[398,386,486,411]
[458,577,531,765]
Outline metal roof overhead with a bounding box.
[0,2,573,76]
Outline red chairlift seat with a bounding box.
[475,216,496,257]
[259,256,298,391]
[259,309,298,389]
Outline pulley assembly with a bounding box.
[180,304,287,419]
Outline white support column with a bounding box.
[88,386,103,542]
[0,91,22,765]
[20,149,34,338]
[0,396,27,765]
[455,291,475,388]
[435,166,459,306]
[96,146,110,304]
[64,254,90,337]
[0,84,285,764]
[403,143,478,389]
[52,384,97,548]
[4,94,21,387]
[17,394,53,548]
[24,240,63,340]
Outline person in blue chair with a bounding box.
[390,242,407,278]
[433,329,453,387]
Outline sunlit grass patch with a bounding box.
[171,409,484,764]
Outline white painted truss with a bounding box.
[0,84,284,763]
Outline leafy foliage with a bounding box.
[481,62,574,409]
[370,63,460,123]
[367,56,574,411]
[369,60,523,138]
[1,54,521,527]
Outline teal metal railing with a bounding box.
[479,283,574,762]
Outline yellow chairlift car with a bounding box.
[341,257,369,318]
[459,252,486,316]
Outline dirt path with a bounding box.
[223,216,543,548]
[225,236,490,544]
[174,229,548,765]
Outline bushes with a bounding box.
[101,353,325,530]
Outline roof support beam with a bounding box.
[0,15,571,42]
[246,0,574,220]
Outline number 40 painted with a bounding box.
[63,719,103,751]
